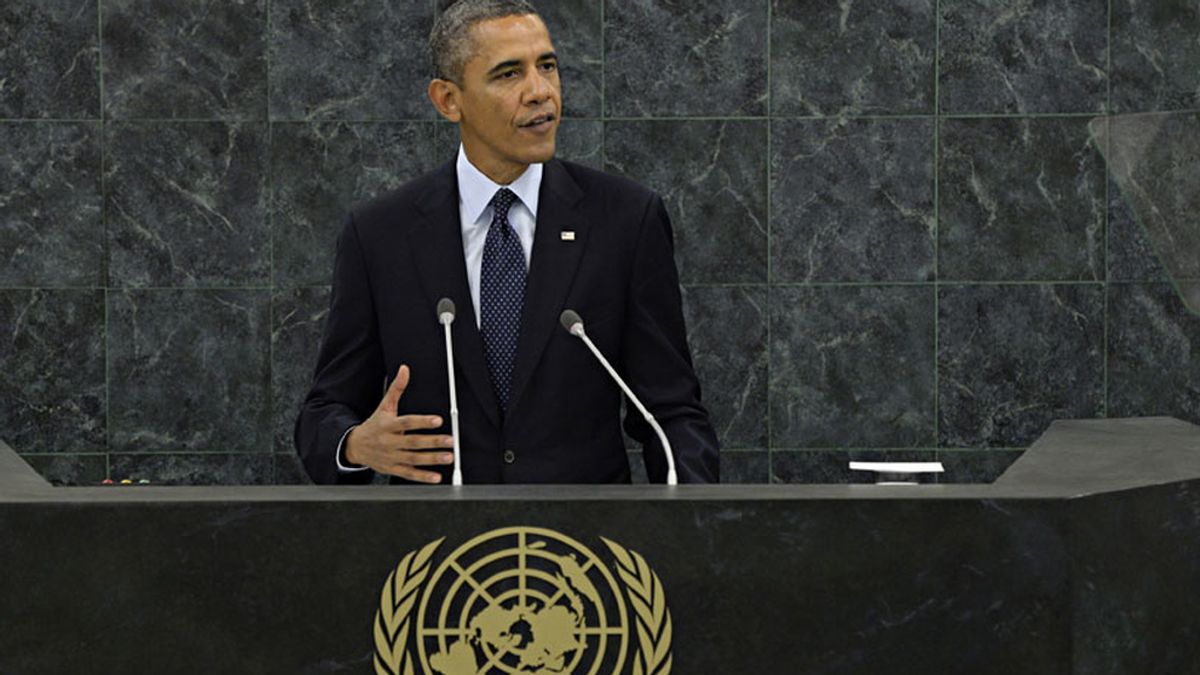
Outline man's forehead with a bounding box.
[467,13,554,59]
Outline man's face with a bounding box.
[445,14,561,183]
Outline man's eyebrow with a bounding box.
[485,52,558,76]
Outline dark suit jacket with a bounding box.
[294,158,720,485]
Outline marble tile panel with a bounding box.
[109,453,273,485]
[770,448,940,484]
[938,0,1107,114]
[936,449,1025,484]
[108,290,271,454]
[0,122,103,286]
[771,0,935,116]
[0,0,100,118]
[271,121,447,287]
[939,117,1105,281]
[938,284,1105,448]
[1107,283,1200,425]
[102,0,267,119]
[272,286,329,454]
[627,450,646,484]
[274,451,313,485]
[19,453,107,486]
[105,122,269,287]
[555,119,603,170]
[769,285,936,448]
[604,0,767,117]
[721,449,769,484]
[681,286,768,449]
[269,0,434,121]
[535,0,602,118]
[0,290,105,454]
[1111,0,1200,113]
[1109,178,1168,282]
[771,118,935,283]
[605,120,767,284]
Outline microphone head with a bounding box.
[559,309,584,336]
[437,298,456,325]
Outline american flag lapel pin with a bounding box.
[561,230,576,241]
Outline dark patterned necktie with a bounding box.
[479,187,526,411]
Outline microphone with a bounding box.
[559,309,678,485]
[437,298,463,486]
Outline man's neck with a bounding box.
[461,146,528,185]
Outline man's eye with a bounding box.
[497,70,518,79]
[540,62,557,72]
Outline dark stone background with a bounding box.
[2,0,1198,486]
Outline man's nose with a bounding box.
[524,69,554,103]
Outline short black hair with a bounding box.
[430,0,541,83]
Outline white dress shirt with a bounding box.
[336,146,545,472]
[456,144,542,327]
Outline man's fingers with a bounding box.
[380,414,445,433]
[385,464,444,484]
[377,365,410,414]
[395,448,455,466]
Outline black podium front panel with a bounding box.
[2,417,1199,674]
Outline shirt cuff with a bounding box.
[335,425,370,472]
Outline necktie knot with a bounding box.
[491,188,517,218]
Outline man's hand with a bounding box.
[344,365,455,483]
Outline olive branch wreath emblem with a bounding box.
[373,533,672,675]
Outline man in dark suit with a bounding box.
[295,0,719,485]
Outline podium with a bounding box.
[2,417,1199,674]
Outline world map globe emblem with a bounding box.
[417,527,629,674]
[374,526,673,675]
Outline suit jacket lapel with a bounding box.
[410,161,501,428]
[507,159,587,417]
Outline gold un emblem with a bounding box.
[374,526,672,675]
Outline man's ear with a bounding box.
[428,79,462,123]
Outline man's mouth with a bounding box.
[520,113,557,129]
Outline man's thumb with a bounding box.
[379,365,409,414]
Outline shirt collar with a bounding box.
[456,144,543,223]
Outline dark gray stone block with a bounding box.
[770,285,936,448]
[109,453,273,485]
[938,284,1105,447]
[272,286,330,454]
[721,449,768,484]
[0,122,102,286]
[937,449,1025,484]
[1107,283,1200,426]
[536,0,602,118]
[270,121,447,287]
[771,118,934,283]
[682,286,767,449]
[105,122,269,287]
[1111,0,1200,113]
[771,0,935,116]
[605,120,767,284]
[939,117,1105,281]
[269,0,433,121]
[0,290,105,454]
[108,289,271,454]
[102,0,267,119]
[556,118,603,170]
[0,0,99,118]
[1109,178,1169,282]
[939,0,1107,114]
[604,0,767,117]
[20,453,106,486]
[274,451,313,485]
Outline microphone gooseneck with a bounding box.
[559,308,678,486]
[437,297,463,486]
